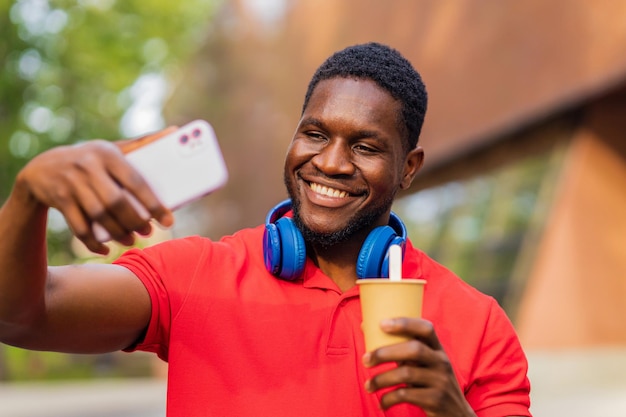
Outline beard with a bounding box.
[284,174,395,249]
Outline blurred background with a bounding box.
[2,0,626,416]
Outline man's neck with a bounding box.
[309,240,363,292]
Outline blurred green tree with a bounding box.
[0,0,219,381]
[1,0,219,199]
[1,0,220,257]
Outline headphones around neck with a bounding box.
[263,199,407,281]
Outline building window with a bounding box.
[393,148,562,317]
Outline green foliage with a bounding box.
[394,152,553,311]
[1,0,220,275]
[0,0,220,381]
[2,344,154,381]
[0,0,219,198]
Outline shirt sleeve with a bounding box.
[465,298,532,417]
[113,236,210,361]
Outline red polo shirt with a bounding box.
[115,226,531,417]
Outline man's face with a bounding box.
[283,77,423,247]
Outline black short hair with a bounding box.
[302,42,428,150]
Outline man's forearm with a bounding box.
[0,180,50,333]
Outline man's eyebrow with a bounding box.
[299,117,323,128]
[353,129,382,140]
[300,117,381,137]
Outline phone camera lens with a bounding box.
[192,128,201,138]
[179,134,189,144]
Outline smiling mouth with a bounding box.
[308,182,349,198]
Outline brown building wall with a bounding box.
[516,91,626,348]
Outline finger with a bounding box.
[44,175,111,254]
[62,204,110,255]
[86,170,151,233]
[365,339,437,369]
[118,173,174,229]
[378,386,439,411]
[105,155,174,228]
[115,179,174,231]
[84,140,173,229]
[122,190,153,236]
[61,158,139,245]
[95,189,153,238]
[365,363,438,393]
[71,182,136,247]
[380,317,443,351]
[377,376,471,415]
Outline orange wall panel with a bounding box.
[517,102,626,348]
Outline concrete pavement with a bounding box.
[0,378,166,417]
[2,348,626,416]
[527,348,626,417]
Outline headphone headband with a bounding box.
[265,199,292,225]
[263,199,407,280]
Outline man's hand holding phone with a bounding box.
[90,120,228,247]
[18,120,227,254]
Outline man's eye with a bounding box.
[354,144,377,153]
[307,132,326,140]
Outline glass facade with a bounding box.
[394,147,564,318]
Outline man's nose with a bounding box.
[311,140,355,176]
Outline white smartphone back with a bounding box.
[125,119,228,210]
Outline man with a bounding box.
[0,43,531,416]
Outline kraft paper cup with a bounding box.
[357,278,426,352]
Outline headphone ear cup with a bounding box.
[263,222,283,277]
[356,226,396,279]
[274,217,306,281]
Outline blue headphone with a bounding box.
[263,199,407,281]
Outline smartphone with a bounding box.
[124,119,228,210]
[91,120,228,243]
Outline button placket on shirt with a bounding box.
[325,291,361,355]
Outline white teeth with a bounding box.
[309,182,348,198]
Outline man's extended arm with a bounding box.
[0,139,170,353]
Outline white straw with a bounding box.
[389,244,402,281]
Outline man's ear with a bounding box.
[400,146,425,190]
